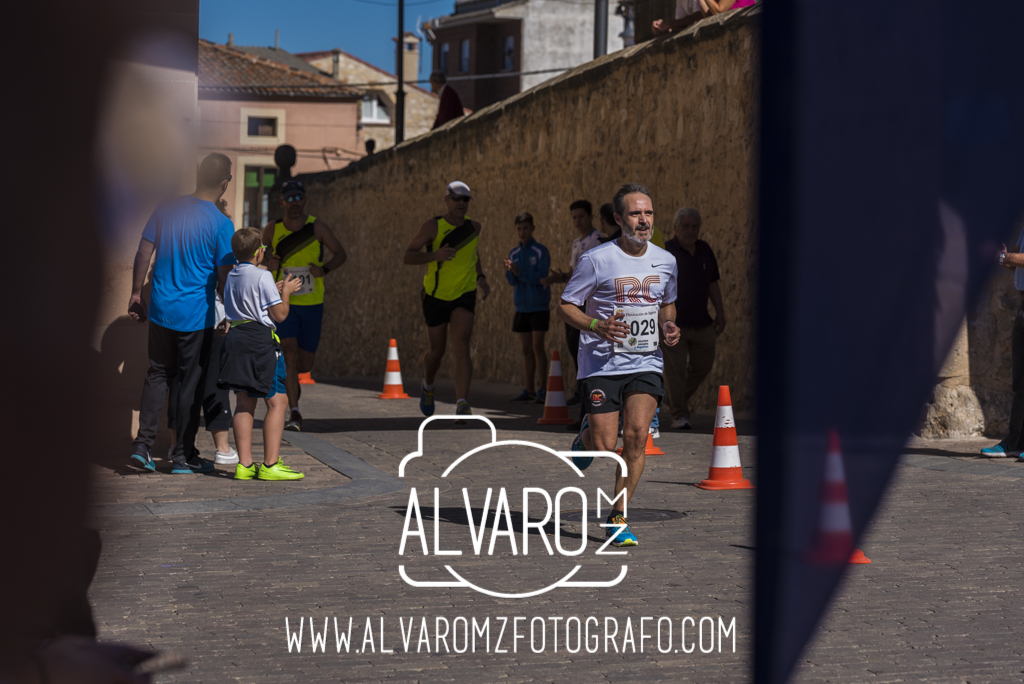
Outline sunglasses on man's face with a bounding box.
[284,194,305,203]
[450,196,471,203]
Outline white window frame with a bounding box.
[239,107,286,146]
[361,94,391,124]
[232,154,276,231]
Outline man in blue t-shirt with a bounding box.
[128,153,237,474]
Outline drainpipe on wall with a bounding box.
[332,48,341,79]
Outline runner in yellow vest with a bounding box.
[403,180,491,421]
[261,180,347,432]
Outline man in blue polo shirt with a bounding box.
[128,153,237,473]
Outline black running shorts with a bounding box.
[580,371,664,414]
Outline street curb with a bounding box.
[900,453,1024,478]
[94,432,406,517]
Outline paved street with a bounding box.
[90,380,1023,683]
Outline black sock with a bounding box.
[606,509,624,523]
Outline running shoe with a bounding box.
[980,441,1020,457]
[215,448,239,465]
[171,457,215,474]
[670,416,692,430]
[571,414,593,471]
[510,390,537,403]
[605,514,638,547]
[536,388,547,404]
[234,463,257,480]
[284,410,302,432]
[453,400,472,425]
[420,386,435,417]
[129,446,155,473]
[258,459,305,481]
[650,409,660,439]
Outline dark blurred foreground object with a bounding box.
[756,1,1024,682]
[2,1,198,681]
[430,71,464,129]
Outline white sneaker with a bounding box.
[670,417,691,430]
[214,448,239,465]
[649,425,660,439]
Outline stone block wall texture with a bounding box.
[298,9,760,414]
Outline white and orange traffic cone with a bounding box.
[696,386,753,490]
[537,350,574,425]
[377,339,410,399]
[298,372,316,385]
[805,430,871,565]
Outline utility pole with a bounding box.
[594,0,608,58]
[395,0,406,144]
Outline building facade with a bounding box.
[198,39,362,229]
[298,34,440,151]
[426,0,625,111]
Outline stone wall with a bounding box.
[920,266,1019,438]
[297,8,760,414]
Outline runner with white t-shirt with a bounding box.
[557,183,681,546]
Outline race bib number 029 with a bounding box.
[613,305,659,353]
[283,267,315,296]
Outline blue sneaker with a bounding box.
[536,388,547,404]
[510,389,537,403]
[571,414,593,471]
[980,441,1020,457]
[129,446,155,473]
[420,385,435,417]
[171,457,215,474]
[605,514,638,547]
[453,399,472,425]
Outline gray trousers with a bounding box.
[661,324,716,420]
[1005,299,1024,449]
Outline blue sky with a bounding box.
[199,0,452,82]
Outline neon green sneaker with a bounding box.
[453,400,472,425]
[234,463,257,480]
[258,459,305,481]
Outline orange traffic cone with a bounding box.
[377,339,410,399]
[298,372,316,385]
[805,430,871,565]
[537,350,574,425]
[696,386,753,490]
[617,432,665,456]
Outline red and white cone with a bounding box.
[805,430,871,565]
[696,386,753,490]
[537,350,574,425]
[377,339,410,399]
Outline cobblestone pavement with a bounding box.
[90,379,1023,683]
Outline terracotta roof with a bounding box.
[232,45,329,75]
[294,48,436,98]
[198,39,362,100]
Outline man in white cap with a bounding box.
[404,181,490,421]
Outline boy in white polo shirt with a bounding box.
[220,227,304,481]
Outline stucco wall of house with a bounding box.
[297,9,760,413]
[198,98,360,229]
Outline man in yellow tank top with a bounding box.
[403,181,491,421]
[261,181,348,431]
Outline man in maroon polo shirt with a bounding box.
[662,207,727,429]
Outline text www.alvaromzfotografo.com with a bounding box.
[285,616,737,655]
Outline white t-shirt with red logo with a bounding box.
[562,240,678,379]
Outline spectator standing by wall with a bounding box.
[431,71,464,129]
[504,212,551,403]
[128,153,237,473]
[982,239,1024,460]
[542,200,602,405]
[662,207,726,429]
